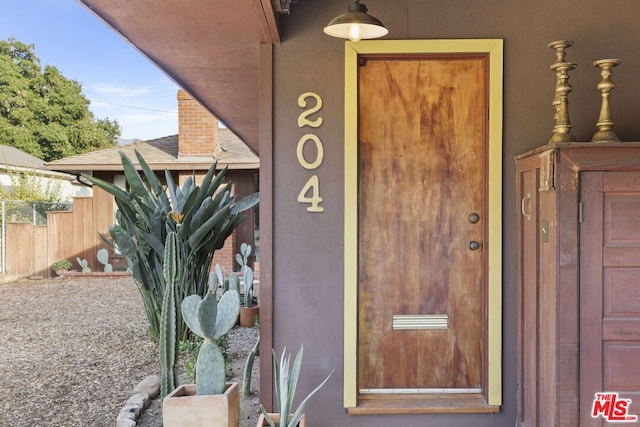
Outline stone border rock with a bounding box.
[116,375,160,427]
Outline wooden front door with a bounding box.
[357,55,488,392]
[581,171,640,426]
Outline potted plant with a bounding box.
[51,259,73,275]
[162,246,241,427]
[237,243,259,327]
[258,345,333,427]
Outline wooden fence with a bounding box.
[3,186,238,278]
[4,187,120,278]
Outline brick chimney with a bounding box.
[177,89,218,158]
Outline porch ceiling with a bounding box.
[78,0,282,155]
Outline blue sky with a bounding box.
[0,0,179,141]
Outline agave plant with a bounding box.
[86,150,258,341]
[261,345,333,427]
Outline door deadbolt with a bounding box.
[469,241,481,250]
[468,213,480,224]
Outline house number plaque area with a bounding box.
[296,92,324,213]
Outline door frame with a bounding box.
[343,39,503,411]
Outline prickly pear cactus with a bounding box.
[96,249,113,272]
[181,284,240,395]
[76,257,91,273]
[235,244,254,307]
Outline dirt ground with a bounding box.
[0,275,261,427]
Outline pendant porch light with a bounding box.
[323,0,388,42]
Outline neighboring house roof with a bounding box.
[0,145,80,182]
[45,129,259,173]
[0,145,46,169]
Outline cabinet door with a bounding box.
[581,171,640,426]
[516,166,539,427]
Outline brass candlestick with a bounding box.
[548,40,574,63]
[548,40,577,143]
[591,59,622,143]
[549,61,577,143]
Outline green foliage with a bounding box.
[51,259,72,271]
[0,167,65,203]
[181,282,241,395]
[0,167,70,225]
[260,346,333,427]
[0,37,120,161]
[179,338,203,384]
[87,150,259,342]
[217,333,231,366]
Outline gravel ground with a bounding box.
[0,275,260,427]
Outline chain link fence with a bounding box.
[1,200,72,225]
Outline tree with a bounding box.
[0,37,121,161]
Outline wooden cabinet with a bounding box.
[516,142,640,427]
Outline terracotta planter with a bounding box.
[257,413,306,427]
[240,305,259,327]
[163,382,239,427]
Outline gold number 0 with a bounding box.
[296,134,324,170]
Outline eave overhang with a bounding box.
[77,0,282,155]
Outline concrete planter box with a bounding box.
[163,382,239,427]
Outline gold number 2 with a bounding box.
[297,92,323,128]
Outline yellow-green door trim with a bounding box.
[343,38,503,410]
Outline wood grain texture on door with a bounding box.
[357,56,488,391]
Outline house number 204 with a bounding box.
[296,92,324,213]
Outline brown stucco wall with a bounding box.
[267,1,640,425]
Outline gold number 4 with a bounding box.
[297,175,324,212]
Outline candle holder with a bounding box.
[548,40,577,143]
[548,40,574,64]
[591,59,622,143]
[549,61,577,143]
